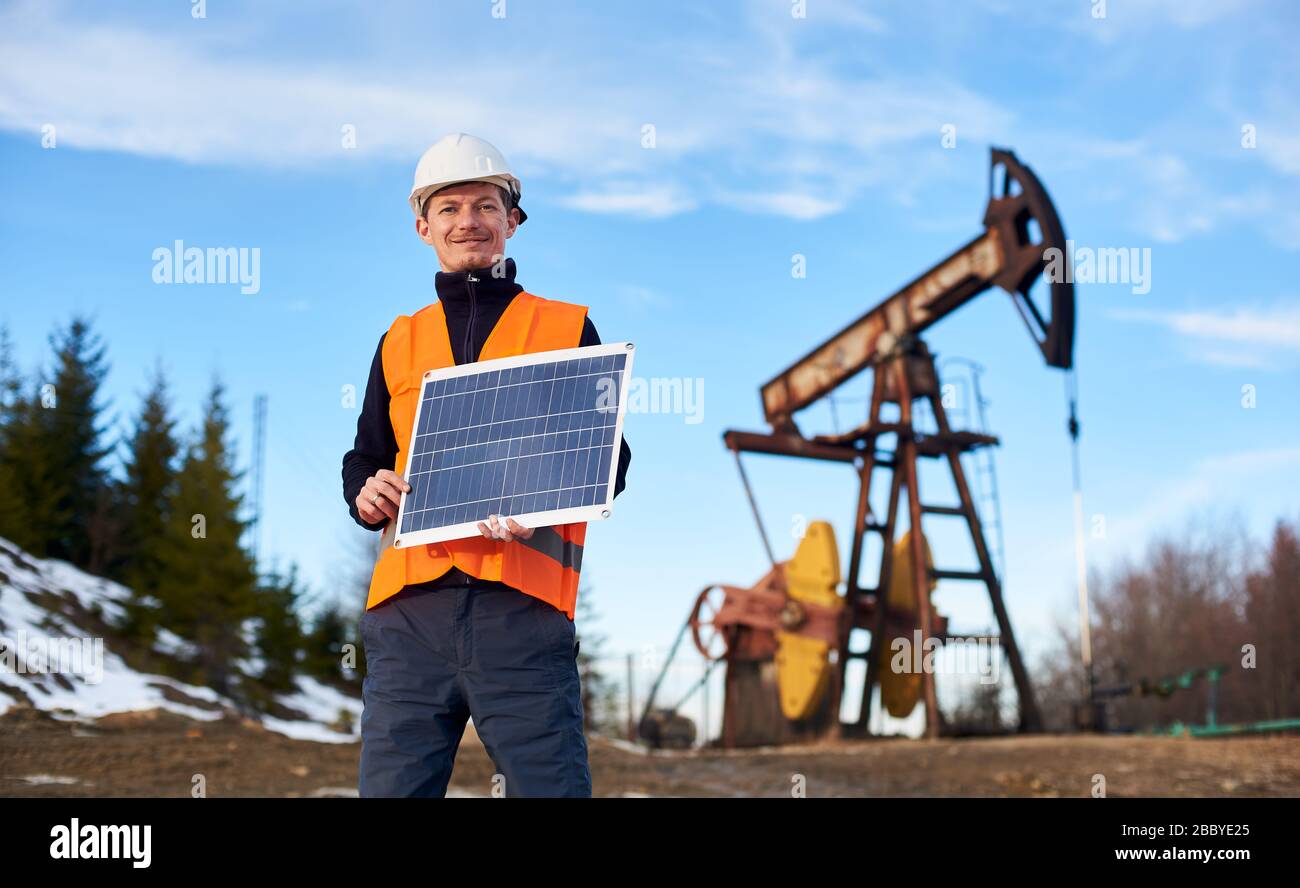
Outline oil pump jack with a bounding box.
[640,148,1076,747]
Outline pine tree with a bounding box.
[0,324,64,555]
[1,380,68,557]
[575,583,623,735]
[153,377,258,699]
[302,602,353,686]
[0,324,29,541]
[0,324,18,410]
[87,476,127,577]
[114,364,181,641]
[7,317,114,565]
[51,317,113,566]
[253,563,306,694]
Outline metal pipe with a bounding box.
[731,448,778,568]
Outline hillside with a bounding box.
[0,536,360,744]
[4,536,1297,798]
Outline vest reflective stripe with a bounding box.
[518,525,584,573]
[366,291,590,618]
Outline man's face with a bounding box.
[415,181,518,272]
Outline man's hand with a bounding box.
[356,469,410,525]
[477,514,534,542]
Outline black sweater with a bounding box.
[341,257,631,543]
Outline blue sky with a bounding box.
[2,0,1297,733]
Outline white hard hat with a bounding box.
[409,132,526,224]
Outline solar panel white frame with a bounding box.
[391,341,635,549]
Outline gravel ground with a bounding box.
[2,705,1297,798]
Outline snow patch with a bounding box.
[0,536,361,743]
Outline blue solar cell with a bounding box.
[396,347,630,541]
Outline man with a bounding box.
[342,132,630,798]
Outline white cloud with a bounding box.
[2,0,1292,245]
[0,5,462,166]
[1257,126,1300,178]
[798,0,888,34]
[559,187,697,218]
[1064,0,1260,42]
[1103,447,1300,550]
[718,189,845,220]
[0,0,1011,222]
[1045,135,1300,249]
[1110,306,1300,350]
[1112,151,1254,245]
[1129,0,1258,28]
[1198,350,1272,369]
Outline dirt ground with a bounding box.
[2,704,1297,797]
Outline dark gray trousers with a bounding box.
[358,578,590,797]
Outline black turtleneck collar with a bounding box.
[434,256,526,364]
[435,256,523,306]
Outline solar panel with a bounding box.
[390,341,635,549]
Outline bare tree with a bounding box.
[1035,513,1298,732]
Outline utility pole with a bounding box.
[249,393,268,575]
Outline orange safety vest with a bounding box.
[366,290,590,618]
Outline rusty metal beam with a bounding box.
[723,429,860,463]
[759,149,1075,431]
[761,230,1001,427]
